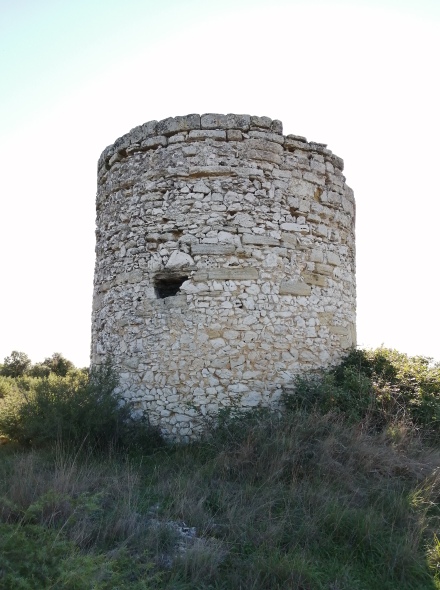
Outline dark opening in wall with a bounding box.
[154,275,188,299]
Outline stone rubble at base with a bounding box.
[91,114,356,440]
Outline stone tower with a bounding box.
[92,114,356,439]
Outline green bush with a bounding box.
[281,364,373,422]
[0,362,163,451]
[282,348,440,437]
[28,353,75,378]
[0,351,31,378]
[0,377,17,400]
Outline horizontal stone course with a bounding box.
[193,267,259,281]
[99,113,337,172]
[279,281,312,296]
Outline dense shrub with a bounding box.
[1,351,77,379]
[0,362,163,451]
[282,348,440,438]
[28,352,76,378]
[0,377,17,401]
[0,351,31,377]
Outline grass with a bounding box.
[0,347,439,588]
[1,410,439,589]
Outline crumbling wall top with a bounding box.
[98,113,344,177]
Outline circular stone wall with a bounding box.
[92,113,356,439]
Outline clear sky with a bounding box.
[1,0,439,367]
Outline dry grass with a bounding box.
[1,410,439,589]
[144,410,440,589]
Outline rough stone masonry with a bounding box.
[91,114,356,440]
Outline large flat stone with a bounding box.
[191,244,236,255]
[156,114,201,136]
[201,113,229,129]
[188,130,226,141]
[193,267,258,281]
[279,280,312,296]
[302,273,327,287]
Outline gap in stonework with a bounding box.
[154,275,188,299]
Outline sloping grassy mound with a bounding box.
[0,347,439,589]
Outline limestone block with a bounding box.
[201,113,229,129]
[210,338,226,349]
[193,267,259,281]
[329,325,348,336]
[114,270,143,285]
[289,179,316,198]
[279,281,312,296]
[168,134,186,144]
[188,130,226,141]
[330,154,344,170]
[315,224,328,237]
[247,149,282,165]
[226,113,251,130]
[242,234,280,246]
[318,312,333,325]
[224,330,240,340]
[311,159,326,174]
[248,131,285,145]
[280,233,298,248]
[157,114,200,136]
[250,115,272,129]
[271,120,283,134]
[304,171,325,186]
[215,367,233,378]
[141,136,167,149]
[218,231,240,245]
[315,263,334,276]
[189,166,232,176]
[140,120,158,138]
[193,180,211,194]
[227,130,243,141]
[310,249,324,263]
[263,252,281,267]
[241,392,261,406]
[326,252,341,266]
[123,357,140,370]
[113,133,130,151]
[299,349,318,362]
[165,251,195,269]
[280,223,309,233]
[191,243,236,255]
[247,138,284,155]
[234,167,264,177]
[284,137,311,151]
[302,273,327,288]
[231,213,254,228]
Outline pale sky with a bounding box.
[1,0,439,367]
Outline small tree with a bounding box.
[41,352,74,377]
[0,351,31,377]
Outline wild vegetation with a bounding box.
[0,348,439,589]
